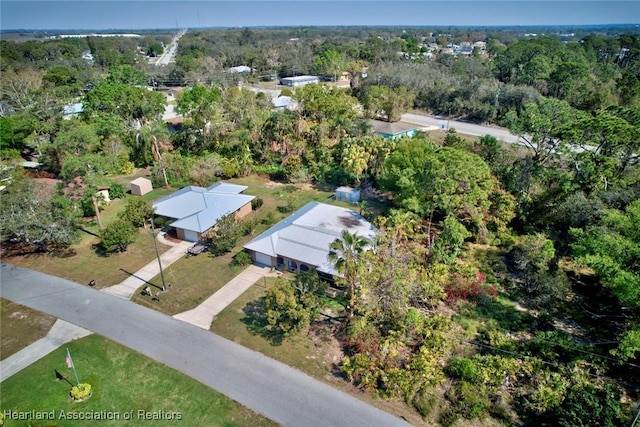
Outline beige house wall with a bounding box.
[235,202,253,219]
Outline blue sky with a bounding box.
[2,1,639,30]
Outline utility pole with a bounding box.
[91,196,104,230]
[149,219,166,292]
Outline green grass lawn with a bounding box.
[0,334,277,427]
[6,227,172,290]
[130,247,247,316]
[5,189,175,290]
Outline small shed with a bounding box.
[336,186,361,204]
[130,177,153,196]
[95,189,111,204]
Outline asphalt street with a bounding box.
[401,112,524,144]
[155,30,186,66]
[0,263,408,427]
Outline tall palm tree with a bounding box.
[328,231,370,319]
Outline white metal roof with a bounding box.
[152,183,254,233]
[244,202,377,270]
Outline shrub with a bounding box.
[70,383,92,401]
[251,197,264,210]
[412,387,438,418]
[109,183,125,199]
[100,219,136,252]
[264,279,311,336]
[118,198,154,228]
[261,211,276,226]
[239,218,258,236]
[232,251,252,266]
[209,214,240,256]
[119,160,135,175]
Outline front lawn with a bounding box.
[0,334,277,427]
[0,299,56,360]
[4,189,174,289]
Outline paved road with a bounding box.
[155,29,186,67]
[402,112,524,144]
[0,263,408,427]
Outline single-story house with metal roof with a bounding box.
[279,75,320,87]
[152,182,254,242]
[63,102,84,119]
[370,119,417,140]
[243,201,377,276]
[229,65,251,73]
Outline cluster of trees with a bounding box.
[1,26,639,425]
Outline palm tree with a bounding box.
[328,231,370,319]
[341,143,370,185]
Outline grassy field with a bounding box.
[0,334,278,427]
[0,299,56,360]
[5,189,174,290]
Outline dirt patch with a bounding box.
[264,181,284,189]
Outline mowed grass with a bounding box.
[0,299,56,360]
[0,334,278,427]
[5,190,174,289]
[130,247,247,316]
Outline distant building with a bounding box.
[279,75,320,87]
[228,65,251,73]
[272,96,298,110]
[62,102,83,120]
[370,119,417,140]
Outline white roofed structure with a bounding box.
[243,202,377,275]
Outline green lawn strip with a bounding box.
[0,299,57,361]
[0,334,277,427]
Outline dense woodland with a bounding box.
[1,26,639,426]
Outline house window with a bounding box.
[277,257,284,269]
[300,264,309,272]
[288,260,297,271]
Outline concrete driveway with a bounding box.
[0,263,408,427]
[173,265,278,329]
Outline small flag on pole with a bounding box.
[66,348,81,385]
[66,349,74,368]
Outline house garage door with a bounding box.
[254,252,272,267]
[183,230,199,242]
